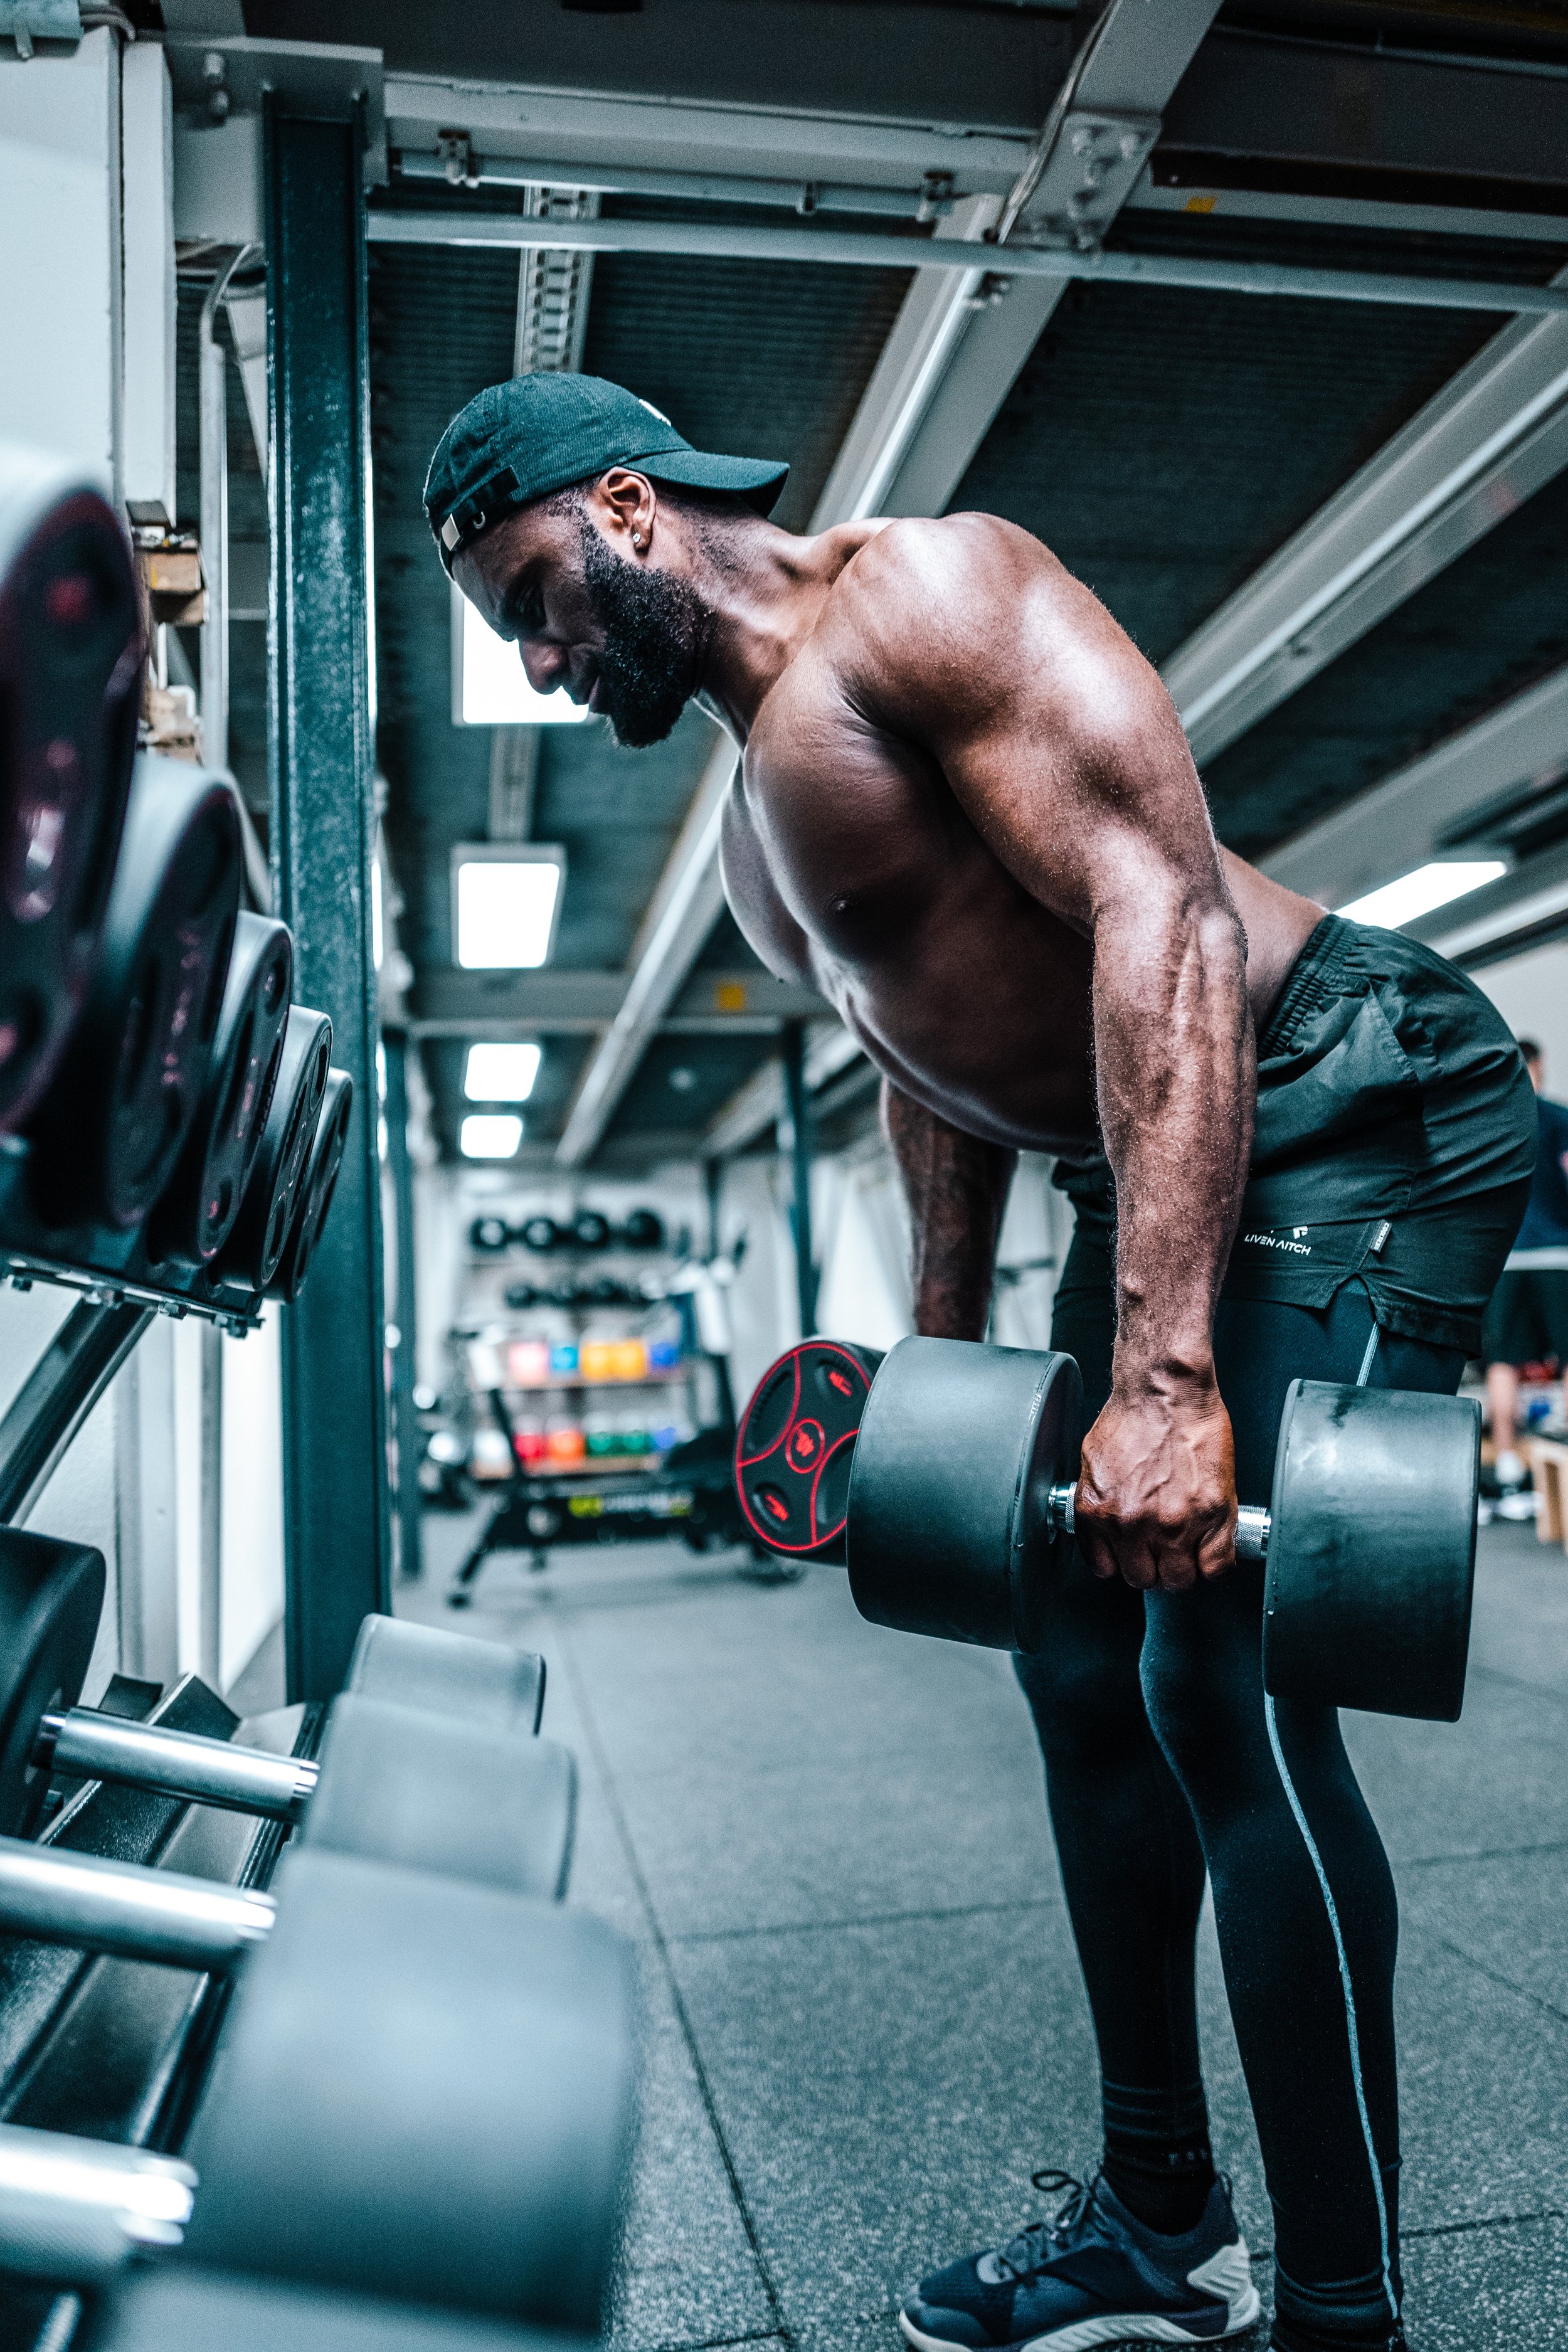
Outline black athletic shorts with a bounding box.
[1481,1266,1568,1372]
[1053,914,1538,1356]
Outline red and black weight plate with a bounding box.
[266,1067,352,1303]
[734,1338,885,1560]
[26,759,242,1229]
[214,1004,332,1291]
[0,455,142,1133]
[146,911,294,1268]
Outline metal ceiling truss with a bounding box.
[1165,275,1568,766]
[366,208,1568,322]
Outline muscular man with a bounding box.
[426,375,1536,2352]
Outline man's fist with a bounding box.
[1074,1377,1237,1593]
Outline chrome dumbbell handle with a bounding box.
[34,1708,319,1825]
[0,2123,196,2283]
[1045,1485,1272,1560]
[0,1839,275,1971]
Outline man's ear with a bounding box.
[594,467,658,556]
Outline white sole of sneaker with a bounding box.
[899,2282,1263,2352]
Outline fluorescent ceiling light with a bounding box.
[465,1041,542,1101]
[452,583,589,727]
[461,1113,524,1159]
[452,847,565,969]
[1337,861,1507,929]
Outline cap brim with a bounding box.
[634,448,789,516]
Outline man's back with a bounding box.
[721,510,1316,1154]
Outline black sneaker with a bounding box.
[900,2169,1261,2351]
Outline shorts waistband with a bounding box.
[1259,914,1365,1059]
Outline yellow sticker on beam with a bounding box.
[714,981,748,1013]
[1184,195,1218,215]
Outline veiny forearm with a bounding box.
[882,1079,1016,1340]
[1094,896,1253,1392]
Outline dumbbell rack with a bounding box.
[0,1670,320,2346]
[0,1142,267,1337]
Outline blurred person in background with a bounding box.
[1483,1038,1568,1516]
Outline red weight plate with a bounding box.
[734,1338,884,1557]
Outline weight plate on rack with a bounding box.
[520,1215,560,1253]
[146,911,294,1268]
[213,1005,331,1291]
[0,452,142,1133]
[266,1067,352,1303]
[0,1527,106,1839]
[27,758,242,1229]
[734,1339,885,1562]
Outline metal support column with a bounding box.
[266,102,391,1697]
[780,1023,817,1338]
[383,1030,423,1585]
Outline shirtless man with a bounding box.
[426,374,1535,2352]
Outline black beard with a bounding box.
[580,519,711,749]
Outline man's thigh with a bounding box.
[1215,1281,1469,1509]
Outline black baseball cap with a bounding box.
[424,374,789,571]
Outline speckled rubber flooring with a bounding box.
[401,1513,1568,2352]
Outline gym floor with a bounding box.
[401,1516,1568,2352]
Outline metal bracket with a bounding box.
[436,128,479,190]
[1009,110,1160,250]
[164,35,388,187]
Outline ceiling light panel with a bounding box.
[452,583,590,726]
[451,845,566,970]
[461,1113,524,1158]
[1337,861,1507,929]
[465,1041,543,1101]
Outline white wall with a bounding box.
[0,29,122,485]
[218,1311,285,1696]
[1471,941,1568,1098]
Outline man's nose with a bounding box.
[521,642,569,695]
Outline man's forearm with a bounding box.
[882,1081,1016,1340]
[1094,900,1254,1391]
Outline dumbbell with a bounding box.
[265,1065,352,1303]
[0,445,142,1133]
[213,1002,331,1289]
[0,1841,638,2328]
[1,1529,573,1895]
[147,911,294,1268]
[738,1335,1482,1723]
[28,757,244,1230]
[344,1611,546,1732]
[471,1212,512,1254]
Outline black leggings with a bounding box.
[1014,1273,1466,2343]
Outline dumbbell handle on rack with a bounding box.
[1045,1486,1272,1559]
[0,1839,275,1970]
[34,1709,319,1823]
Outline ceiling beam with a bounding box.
[1165,277,1568,765]
[365,210,1568,323]
[411,965,832,1035]
[1261,662,1568,914]
[705,1025,865,1159]
[383,20,1568,201]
